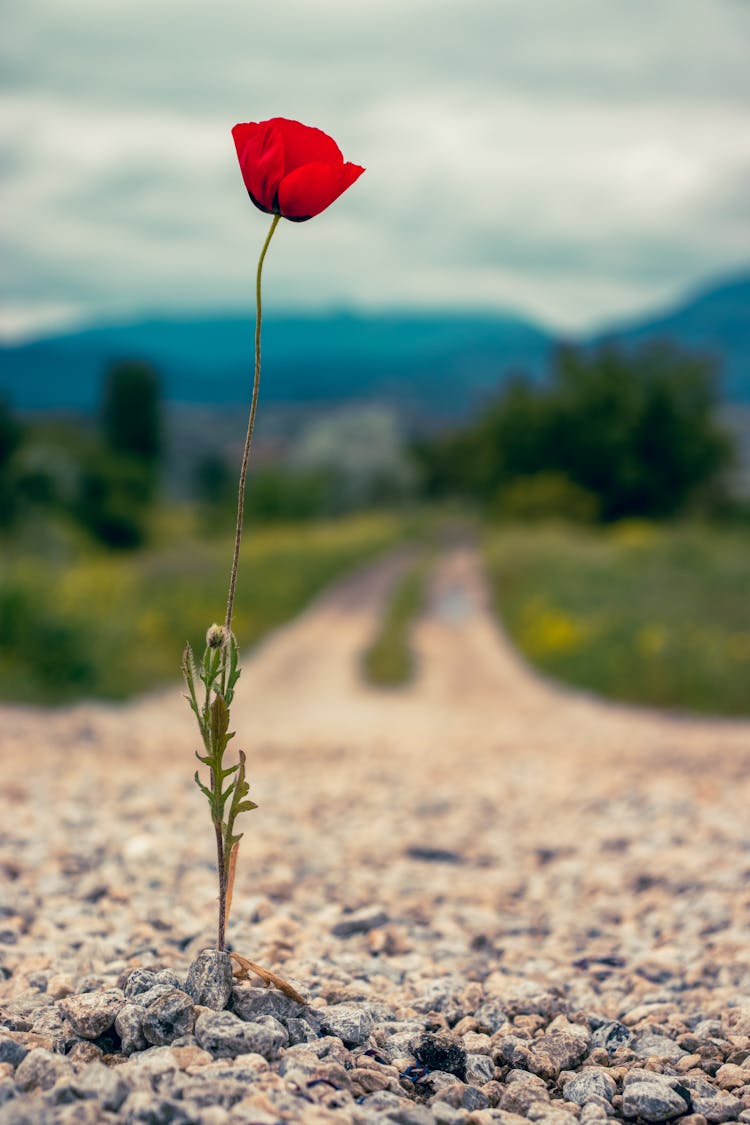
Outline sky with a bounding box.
[2,0,749,341]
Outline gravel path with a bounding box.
[1,545,749,1125]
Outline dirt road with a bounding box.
[1,543,749,1007]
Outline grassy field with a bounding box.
[484,521,750,717]
[0,511,408,704]
[362,557,429,687]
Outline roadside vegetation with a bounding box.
[362,556,430,687]
[484,521,750,716]
[0,512,408,704]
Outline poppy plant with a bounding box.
[183,119,363,977]
[232,117,365,222]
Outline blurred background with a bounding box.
[1,0,749,714]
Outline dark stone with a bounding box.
[184,950,233,1012]
[142,990,195,1046]
[122,969,158,999]
[621,1080,689,1122]
[416,1033,467,1081]
[590,1020,632,1055]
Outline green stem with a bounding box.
[225,213,281,635]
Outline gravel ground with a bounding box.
[1,546,749,1125]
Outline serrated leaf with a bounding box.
[236,800,258,813]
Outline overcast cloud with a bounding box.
[2,0,749,340]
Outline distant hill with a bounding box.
[0,311,552,420]
[599,274,750,402]
[1,273,748,416]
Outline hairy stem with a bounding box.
[225,213,281,635]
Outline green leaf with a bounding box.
[193,771,212,802]
[183,692,201,720]
[209,694,230,750]
[222,749,256,875]
[224,632,242,705]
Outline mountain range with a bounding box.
[1,274,748,418]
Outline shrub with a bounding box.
[493,472,599,523]
[102,360,163,479]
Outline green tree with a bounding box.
[548,343,731,519]
[0,396,23,528]
[414,342,733,521]
[102,360,163,467]
[85,359,165,546]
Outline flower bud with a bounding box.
[206,623,227,649]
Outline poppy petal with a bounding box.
[268,117,343,173]
[231,122,285,212]
[277,161,365,221]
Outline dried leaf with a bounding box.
[229,952,306,1005]
[224,840,240,928]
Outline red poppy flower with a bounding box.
[231,117,364,223]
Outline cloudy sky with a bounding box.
[2,0,749,340]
